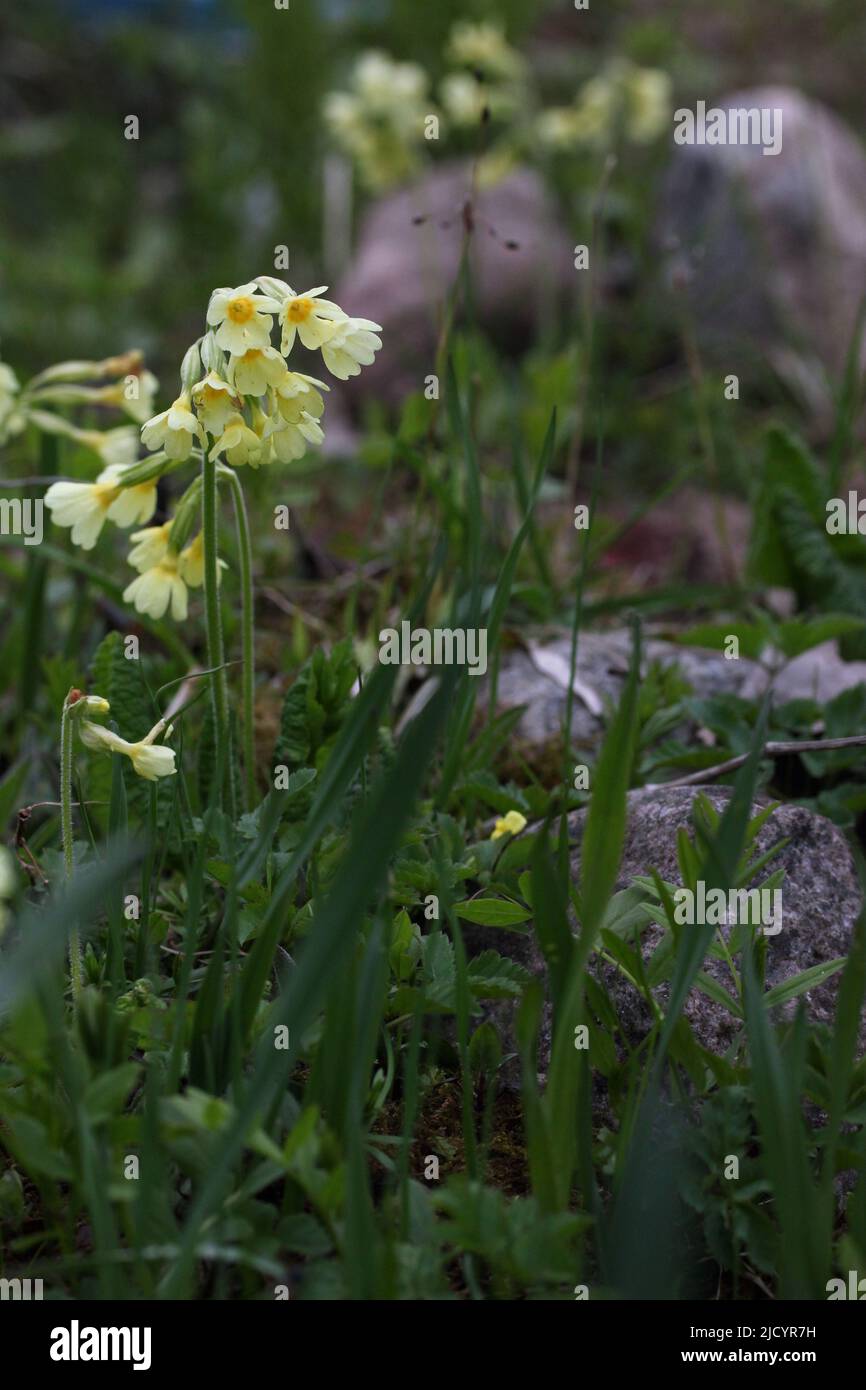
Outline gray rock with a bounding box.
[659,87,866,419]
[467,787,863,1090]
[487,629,866,766]
[334,160,575,405]
[490,630,762,755]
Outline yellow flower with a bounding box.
[231,346,287,397]
[207,281,281,356]
[141,391,202,461]
[79,717,176,781]
[624,66,671,144]
[264,410,324,462]
[192,372,241,435]
[127,522,172,572]
[279,287,346,354]
[45,463,157,550]
[209,413,265,468]
[321,316,383,380]
[490,810,527,841]
[123,550,189,621]
[79,425,140,468]
[446,21,523,81]
[273,371,328,424]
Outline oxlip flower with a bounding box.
[79,716,177,781]
[207,282,281,356]
[279,287,347,354]
[141,391,203,461]
[123,550,189,621]
[127,522,172,572]
[264,410,324,463]
[320,317,383,380]
[45,463,157,550]
[231,346,288,397]
[273,371,328,424]
[209,413,265,468]
[490,809,527,841]
[192,373,241,435]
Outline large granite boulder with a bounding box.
[465,787,863,1089]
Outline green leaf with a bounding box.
[453,898,532,929]
[763,958,846,1010]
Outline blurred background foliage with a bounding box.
[3,0,866,387]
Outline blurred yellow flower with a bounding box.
[490,810,528,840]
[447,20,523,81]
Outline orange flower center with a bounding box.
[227,296,256,324]
[286,297,313,323]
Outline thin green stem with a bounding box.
[226,468,256,810]
[60,697,81,1002]
[201,453,229,806]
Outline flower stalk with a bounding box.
[201,453,232,812]
[225,467,256,809]
[60,691,82,1002]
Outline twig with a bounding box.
[647,734,866,791]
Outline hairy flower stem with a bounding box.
[60,697,81,1003]
[226,468,256,810]
[201,453,230,808]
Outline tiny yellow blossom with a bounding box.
[490,810,527,841]
[207,282,281,356]
[79,717,177,781]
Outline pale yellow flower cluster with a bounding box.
[536,60,672,152]
[324,35,670,190]
[324,28,527,190]
[324,51,433,191]
[41,276,382,623]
